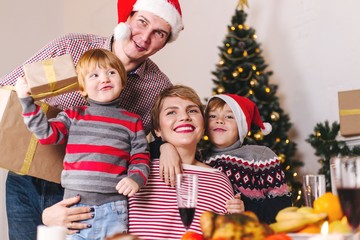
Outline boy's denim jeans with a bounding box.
[66,200,128,240]
[6,172,64,240]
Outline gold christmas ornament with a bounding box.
[271,111,280,121]
[316,131,321,137]
[252,65,257,71]
[248,89,254,95]
[238,24,244,30]
[203,135,209,141]
[227,48,233,54]
[243,51,248,57]
[276,138,281,142]
[237,67,244,73]
[230,26,236,31]
[285,139,290,144]
[255,48,260,53]
[254,131,264,141]
[265,87,271,93]
[247,131,252,136]
[278,154,286,163]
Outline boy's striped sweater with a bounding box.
[19,96,150,205]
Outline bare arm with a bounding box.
[42,195,93,234]
[159,142,183,187]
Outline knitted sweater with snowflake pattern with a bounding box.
[204,140,292,223]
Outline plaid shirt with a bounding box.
[0,33,172,134]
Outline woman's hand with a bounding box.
[116,177,139,197]
[159,142,182,187]
[14,77,31,98]
[226,194,245,214]
[42,195,93,234]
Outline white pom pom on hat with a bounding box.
[208,94,272,144]
[114,0,184,42]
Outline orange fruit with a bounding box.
[264,233,292,240]
[297,224,321,234]
[313,192,343,222]
[181,231,204,240]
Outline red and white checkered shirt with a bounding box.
[0,33,172,134]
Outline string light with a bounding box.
[237,67,244,73]
[203,135,209,141]
[243,51,248,57]
[249,89,254,95]
[230,26,236,31]
[285,139,290,144]
[265,87,271,93]
[227,48,233,54]
[232,71,239,77]
[252,34,257,39]
[238,24,244,30]
[252,65,257,71]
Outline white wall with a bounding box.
[1,0,360,239]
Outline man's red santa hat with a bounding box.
[115,0,184,43]
[208,94,272,144]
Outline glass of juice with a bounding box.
[331,156,360,233]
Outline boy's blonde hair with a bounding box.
[151,85,204,134]
[76,48,127,98]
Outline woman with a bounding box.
[128,85,235,239]
[42,85,243,239]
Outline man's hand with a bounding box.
[14,76,31,98]
[116,177,139,197]
[159,142,182,187]
[226,194,245,214]
[42,195,93,234]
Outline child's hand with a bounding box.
[15,77,31,98]
[116,177,139,197]
[226,194,245,214]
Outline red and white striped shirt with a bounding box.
[129,159,234,240]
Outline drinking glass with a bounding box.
[331,156,360,233]
[303,174,326,207]
[176,173,198,230]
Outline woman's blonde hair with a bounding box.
[151,85,204,134]
[76,48,127,98]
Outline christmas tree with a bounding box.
[306,121,360,192]
[200,4,304,205]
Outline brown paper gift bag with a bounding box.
[338,89,360,137]
[24,54,79,100]
[0,87,64,183]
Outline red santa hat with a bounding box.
[114,0,184,43]
[208,94,272,144]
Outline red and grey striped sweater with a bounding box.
[19,96,150,205]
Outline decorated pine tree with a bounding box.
[200,3,304,205]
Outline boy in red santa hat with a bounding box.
[204,94,292,224]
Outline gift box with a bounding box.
[24,54,79,100]
[0,87,65,183]
[338,89,360,137]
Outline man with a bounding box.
[0,0,183,239]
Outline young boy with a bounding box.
[204,94,292,224]
[15,49,150,239]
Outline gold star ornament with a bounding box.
[237,0,249,10]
